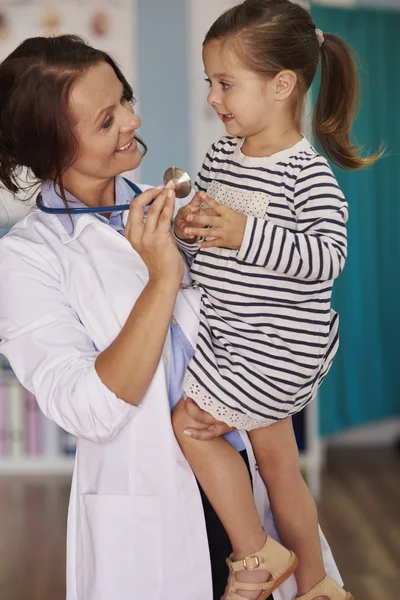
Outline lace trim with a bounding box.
[183,372,274,431]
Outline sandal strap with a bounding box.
[296,575,349,600]
[231,581,271,592]
[225,593,253,600]
[226,592,263,600]
[227,536,294,579]
[224,537,298,600]
[228,554,266,572]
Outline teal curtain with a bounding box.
[310,5,400,436]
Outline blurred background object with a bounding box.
[0,1,399,599]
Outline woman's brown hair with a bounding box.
[0,34,147,205]
[204,0,382,170]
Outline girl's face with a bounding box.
[203,40,290,141]
[66,61,142,182]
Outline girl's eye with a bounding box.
[205,77,211,88]
[221,82,231,90]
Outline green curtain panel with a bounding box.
[311,5,400,436]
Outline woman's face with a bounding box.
[66,61,142,181]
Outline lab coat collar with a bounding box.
[40,176,135,243]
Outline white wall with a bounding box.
[313,0,400,7]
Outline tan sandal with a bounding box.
[222,536,298,600]
[296,575,354,600]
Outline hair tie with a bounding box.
[316,29,325,48]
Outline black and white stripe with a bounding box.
[178,136,348,430]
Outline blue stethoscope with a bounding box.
[36,178,142,215]
[36,168,192,215]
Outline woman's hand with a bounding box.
[183,192,247,250]
[125,184,184,286]
[173,192,204,243]
[182,395,235,441]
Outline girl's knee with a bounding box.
[259,449,301,484]
[252,436,300,481]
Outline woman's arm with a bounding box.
[95,275,179,407]
[0,187,183,442]
[95,185,183,406]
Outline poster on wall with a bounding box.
[0,0,137,230]
[0,0,136,80]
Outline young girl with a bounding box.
[173,1,380,599]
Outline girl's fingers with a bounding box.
[199,193,226,213]
[186,214,221,227]
[184,226,221,238]
[186,194,203,213]
[206,207,220,217]
[191,192,204,204]
[197,239,223,249]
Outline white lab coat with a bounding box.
[0,187,342,600]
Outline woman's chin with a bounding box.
[115,147,143,173]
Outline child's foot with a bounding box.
[222,536,298,600]
[230,568,271,599]
[296,576,354,600]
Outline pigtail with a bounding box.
[313,32,383,170]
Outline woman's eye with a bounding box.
[102,115,114,129]
[204,78,211,88]
[221,82,231,90]
[102,93,135,129]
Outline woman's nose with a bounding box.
[121,111,141,133]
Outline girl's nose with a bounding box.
[207,85,221,110]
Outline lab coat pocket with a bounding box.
[79,494,162,600]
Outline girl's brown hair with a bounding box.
[204,0,382,170]
[0,34,147,205]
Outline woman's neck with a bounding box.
[60,171,116,207]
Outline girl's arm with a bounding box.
[186,157,348,282]
[237,158,348,281]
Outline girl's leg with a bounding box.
[172,398,270,599]
[249,418,327,599]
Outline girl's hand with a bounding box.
[182,395,235,441]
[125,185,184,286]
[173,192,204,243]
[183,192,247,250]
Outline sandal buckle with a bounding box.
[243,556,260,570]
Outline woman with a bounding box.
[0,35,340,600]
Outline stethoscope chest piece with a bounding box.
[163,167,192,199]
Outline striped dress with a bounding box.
[178,136,348,430]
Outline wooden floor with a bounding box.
[318,448,400,600]
[0,448,399,600]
